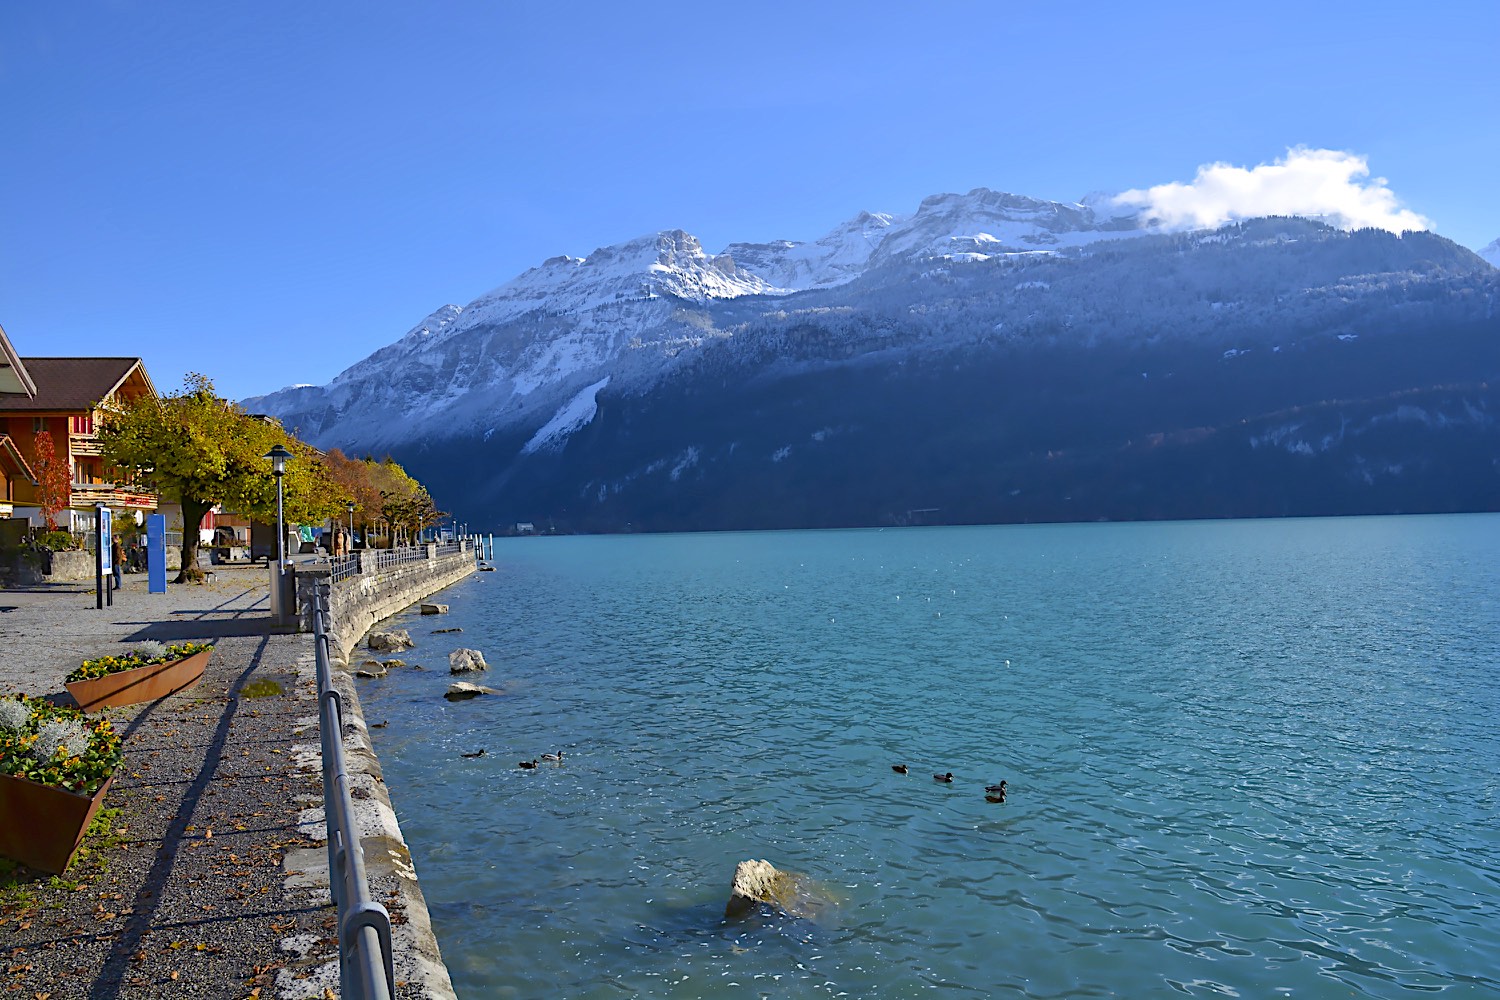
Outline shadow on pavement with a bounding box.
[124,616,275,642]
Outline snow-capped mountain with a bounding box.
[243,187,1161,450]
[1479,237,1500,268]
[244,189,1499,531]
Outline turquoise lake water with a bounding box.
[358,515,1500,998]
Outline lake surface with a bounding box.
[358,516,1500,998]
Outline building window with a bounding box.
[72,413,95,434]
[32,417,46,434]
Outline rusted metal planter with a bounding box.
[65,648,212,712]
[0,772,114,874]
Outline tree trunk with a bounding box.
[175,496,212,584]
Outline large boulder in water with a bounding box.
[724,859,837,920]
[449,648,489,674]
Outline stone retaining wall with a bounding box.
[295,545,477,666]
[290,546,475,1000]
[42,548,94,581]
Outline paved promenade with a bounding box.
[0,567,439,999]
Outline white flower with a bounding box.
[31,719,91,762]
[135,640,168,661]
[0,699,30,732]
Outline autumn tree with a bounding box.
[27,429,71,532]
[99,373,342,582]
[323,449,445,547]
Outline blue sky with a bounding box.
[3,2,1496,402]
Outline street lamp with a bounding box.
[265,444,292,567]
[264,444,292,626]
[345,499,355,554]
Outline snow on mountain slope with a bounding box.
[1480,238,1500,268]
[459,230,783,332]
[864,189,1147,265]
[522,376,611,454]
[722,211,896,289]
[250,187,1470,458]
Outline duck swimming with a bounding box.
[933,772,954,783]
[985,781,1007,794]
[517,759,539,769]
[461,749,486,758]
[986,790,1007,804]
[540,751,564,762]
[892,764,908,774]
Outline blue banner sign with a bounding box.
[147,513,167,594]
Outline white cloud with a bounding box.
[1113,148,1431,235]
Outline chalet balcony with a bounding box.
[69,482,157,510]
[70,435,105,458]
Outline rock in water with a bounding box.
[353,662,388,679]
[724,859,837,921]
[449,648,489,674]
[367,629,414,652]
[420,603,449,615]
[444,682,499,701]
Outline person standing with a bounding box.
[111,535,124,589]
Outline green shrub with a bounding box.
[36,530,75,551]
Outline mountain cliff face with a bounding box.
[243,192,1500,532]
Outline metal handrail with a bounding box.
[329,552,362,584]
[311,584,395,1000]
[374,545,427,570]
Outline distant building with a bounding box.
[515,522,536,534]
[0,340,160,533]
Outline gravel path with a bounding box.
[1,567,436,999]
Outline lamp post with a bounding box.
[265,444,292,625]
[345,500,355,555]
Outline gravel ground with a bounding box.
[1,566,438,999]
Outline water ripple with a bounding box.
[363,518,1500,998]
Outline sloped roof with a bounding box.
[2,357,154,411]
[0,324,37,397]
[0,433,36,482]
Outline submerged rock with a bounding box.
[432,627,463,634]
[449,648,489,674]
[420,603,449,615]
[444,682,499,701]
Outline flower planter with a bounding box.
[0,771,114,874]
[66,647,212,712]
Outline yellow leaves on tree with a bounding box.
[98,373,343,580]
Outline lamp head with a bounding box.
[264,443,292,476]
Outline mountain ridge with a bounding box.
[242,190,1498,531]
